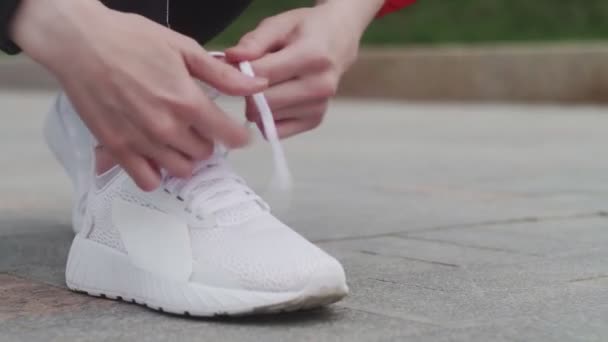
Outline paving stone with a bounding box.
[0,296,436,342]
[322,236,537,268]
[405,217,608,257]
[340,263,608,327]
[411,304,608,342]
[0,230,72,287]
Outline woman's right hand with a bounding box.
[11,0,268,191]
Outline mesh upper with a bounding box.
[87,181,161,253]
[189,215,331,292]
[84,168,341,293]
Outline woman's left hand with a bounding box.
[226,0,383,138]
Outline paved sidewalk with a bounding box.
[1,91,607,341]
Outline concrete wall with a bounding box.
[2,43,608,104]
[340,44,608,104]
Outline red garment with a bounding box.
[377,0,416,17]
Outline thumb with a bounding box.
[226,17,294,62]
[182,43,268,96]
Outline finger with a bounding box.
[276,116,324,139]
[145,144,195,179]
[165,126,214,161]
[250,75,337,114]
[248,47,322,85]
[248,100,328,122]
[250,41,334,84]
[244,96,258,123]
[115,152,162,192]
[188,94,251,149]
[225,16,294,62]
[181,43,268,96]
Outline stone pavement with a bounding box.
[0,91,607,341]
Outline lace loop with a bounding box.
[161,51,293,219]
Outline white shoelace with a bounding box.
[162,52,292,217]
[163,154,268,219]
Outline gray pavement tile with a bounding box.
[322,238,607,326]
[405,217,608,257]
[341,268,608,328]
[484,217,608,246]
[322,236,537,268]
[0,210,71,237]
[410,304,608,342]
[463,248,608,291]
[0,230,72,287]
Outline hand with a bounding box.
[226,0,382,139]
[11,0,268,191]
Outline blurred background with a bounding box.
[207,0,608,104]
[212,0,608,45]
[3,0,608,103]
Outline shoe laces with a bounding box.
[162,52,292,219]
[162,151,267,219]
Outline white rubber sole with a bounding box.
[66,236,349,316]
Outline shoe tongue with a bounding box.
[215,201,265,226]
[187,149,266,226]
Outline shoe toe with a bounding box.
[189,214,347,294]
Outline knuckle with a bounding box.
[316,74,339,98]
[148,118,179,140]
[180,36,201,51]
[178,98,201,116]
[184,37,199,47]
[258,17,276,29]
[104,134,130,152]
[305,46,333,69]
[193,145,213,160]
[239,32,258,45]
[163,90,201,115]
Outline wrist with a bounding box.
[315,0,384,36]
[11,0,107,66]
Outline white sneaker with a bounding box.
[66,154,348,315]
[53,56,348,315]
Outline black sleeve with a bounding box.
[0,0,22,54]
[1,0,254,55]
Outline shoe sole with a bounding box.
[66,236,349,317]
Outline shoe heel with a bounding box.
[44,95,95,233]
[43,97,78,184]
